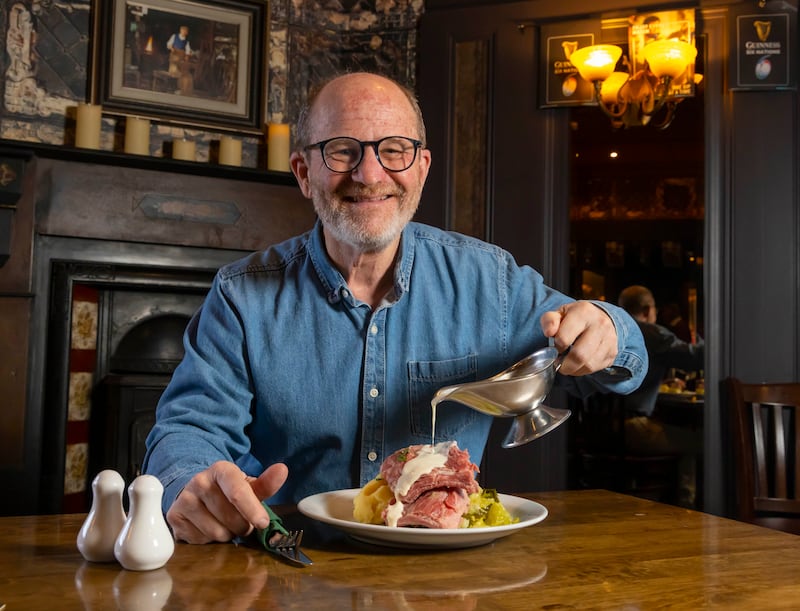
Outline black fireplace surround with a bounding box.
[18,153,316,515]
[40,240,243,511]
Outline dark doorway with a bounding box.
[567,90,705,337]
[567,77,706,507]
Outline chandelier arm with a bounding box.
[641,75,675,117]
[649,100,680,130]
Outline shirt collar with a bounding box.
[307,220,414,306]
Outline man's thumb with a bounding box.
[251,463,289,501]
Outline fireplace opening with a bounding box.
[110,313,188,374]
[92,312,192,487]
[43,258,219,513]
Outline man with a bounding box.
[617,284,704,507]
[166,25,192,58]
[166,25,194,94]
[617,285,704,418]
[143,72,647,544]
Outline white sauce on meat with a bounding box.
[385,441,452,527]
[385,495,404,527]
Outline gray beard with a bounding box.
[312,194,417,253]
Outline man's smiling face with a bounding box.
[297,73,431,254]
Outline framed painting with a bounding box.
[90,0,266,133]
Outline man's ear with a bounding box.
[290,152,311,198]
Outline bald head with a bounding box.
[618,285,657,323]
[294,72,426,151]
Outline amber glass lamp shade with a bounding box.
[599,72,630,104]
[568,45,623,83]
[643,40,698,79]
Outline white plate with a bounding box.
[297,489,548,549]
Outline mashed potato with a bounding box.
[353,476,394,524]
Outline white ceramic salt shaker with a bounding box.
[77,469,127,562]
[114,474,174,571]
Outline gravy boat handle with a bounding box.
[553,348,569,372]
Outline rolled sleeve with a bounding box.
[573,300,648,395]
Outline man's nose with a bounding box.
[350,145,386,184]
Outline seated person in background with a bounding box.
[618,285,704,418]
[617,284,705,506]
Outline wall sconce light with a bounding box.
[569,39,697,129]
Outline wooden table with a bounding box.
[2,489,799,609]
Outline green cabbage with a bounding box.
[461,488,519,528]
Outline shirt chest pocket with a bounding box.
[407,355,481,440]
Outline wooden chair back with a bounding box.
[724,377,800,535]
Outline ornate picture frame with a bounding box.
[90,0,266,134]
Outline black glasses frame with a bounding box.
[303,136,423,173]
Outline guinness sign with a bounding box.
[753,20,772,42]
[539,20,601,108]
[732,6,796,90]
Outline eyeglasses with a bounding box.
[304,136,423,173]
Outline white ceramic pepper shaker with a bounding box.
[114,474,174,571]
[77,469,127,562]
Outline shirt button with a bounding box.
[341,288,350,299]
[369,387,379,398]
[367,451,378,462]
[370,324,378,335]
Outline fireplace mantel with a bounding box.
[0,149,316,515]
[0,138,298,186]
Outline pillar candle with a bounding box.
[75,103,102,149]
[172,139,196,161]
[218,135,242,166]
[124,117,151,155]
[267,123,291,172]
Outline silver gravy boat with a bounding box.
[431,346,571,448]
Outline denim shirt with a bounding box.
[144,221,646,511]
